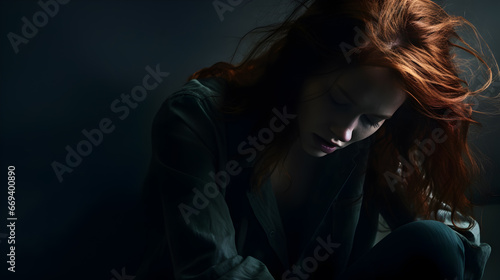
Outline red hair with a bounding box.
[188,0,499,230]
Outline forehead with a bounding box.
[339,66,403,91]
[337,66,407,113]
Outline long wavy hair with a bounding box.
[187,0,499,230]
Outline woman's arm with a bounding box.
[142,90,275,280]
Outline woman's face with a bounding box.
[297,66,407,157]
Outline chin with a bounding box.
[305,148,326,157]
[300,135,328,158]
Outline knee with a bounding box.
[403,220,463,248]
[397,220,465,278]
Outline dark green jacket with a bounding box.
[135,77,490,280]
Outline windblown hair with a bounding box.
[188,0,499,230]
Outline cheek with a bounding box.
[298,99,331,126]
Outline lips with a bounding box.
[315,134,339,148]
[313,133,340,154]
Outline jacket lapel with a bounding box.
[246,182,290,269]
[245,139,363,270]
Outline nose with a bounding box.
[330,118,357,143]
[331,127,352,143]
[342,128,353,142]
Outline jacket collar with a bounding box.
[241,132,370,268]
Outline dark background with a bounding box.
[0,0,498,279]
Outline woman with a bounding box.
[135,0,499,279]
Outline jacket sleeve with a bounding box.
[144,92,275,280]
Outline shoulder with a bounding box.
[150,77,229,171]
[153,77,228,131]
[165,77,227,105]
[164,77,227,108]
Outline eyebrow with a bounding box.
[338,86,393,120]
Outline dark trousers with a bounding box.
[339,220,465,280]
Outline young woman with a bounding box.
[135,0,499,279]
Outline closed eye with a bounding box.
[331,96,381,128]
[333,87,384,129]
[364,117,381,128]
